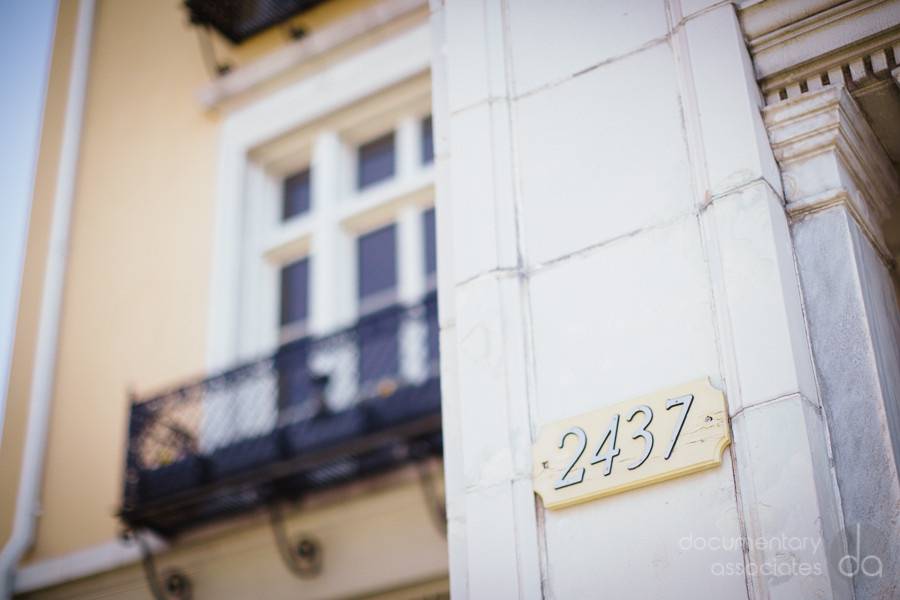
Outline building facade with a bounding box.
[1,1,448,598]
[1,0,899,599]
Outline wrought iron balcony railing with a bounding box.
[120,293,441,537]
[185,0,326,45]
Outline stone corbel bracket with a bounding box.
[764,86,900,267]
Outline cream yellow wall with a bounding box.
[22,481,448,599]
[5,0,439,579]
[27,0,220,560]
[0,0,395,557]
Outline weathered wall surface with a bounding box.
[764,71,900,597]
[793,197,900,600]
[430,0,857,597]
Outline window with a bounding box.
[423,207,436,278]
[357,223,399,388]
[280,257,310,327]
[357,223,397,304]
[357,132,395,189]
[422,207,439,366]
[224,74,434,379]
[358,303,401,389]
[211,50,433,376]
[282,168,311,220]
[421,115,434,165]
[206,44,435,455]
[278,257,310,414]
[277,338,310,413]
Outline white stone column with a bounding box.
[430,1,541,598]
[766,85,900,600]
[677,5,850,598]
[430,0,853,598]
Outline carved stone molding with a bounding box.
[760,34,900,105]
[764,86,900,265]
[741,0,900,83]
[738,0,900,108]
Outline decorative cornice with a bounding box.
[759,32,900,105]
[748,0,884,53]
[742,0,900,81]
[764,86,900,264]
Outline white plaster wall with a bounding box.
[430,0,850,597]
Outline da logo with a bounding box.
[832,523,883,579]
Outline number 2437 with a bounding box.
[554,394,694,490]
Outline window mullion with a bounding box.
[397,205,425,305]
[309,130,352,335]
[395,115,419,183]
[239,164,277,359]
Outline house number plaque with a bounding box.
[533,379,731,509]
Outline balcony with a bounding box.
[120,294,441,537]
[185,0,327,44]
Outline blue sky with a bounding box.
[0,0,58,440]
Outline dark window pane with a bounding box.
[282,168,311,220]
[358,306,401,386]
[276,339,310,411]
[425,292,439,367]
[423,207,436,276]
[358,224,397,300]
[280,258,309,326]
[357,133,395,189]
[421,115,434,164]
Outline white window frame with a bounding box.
[207,23,433,374]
